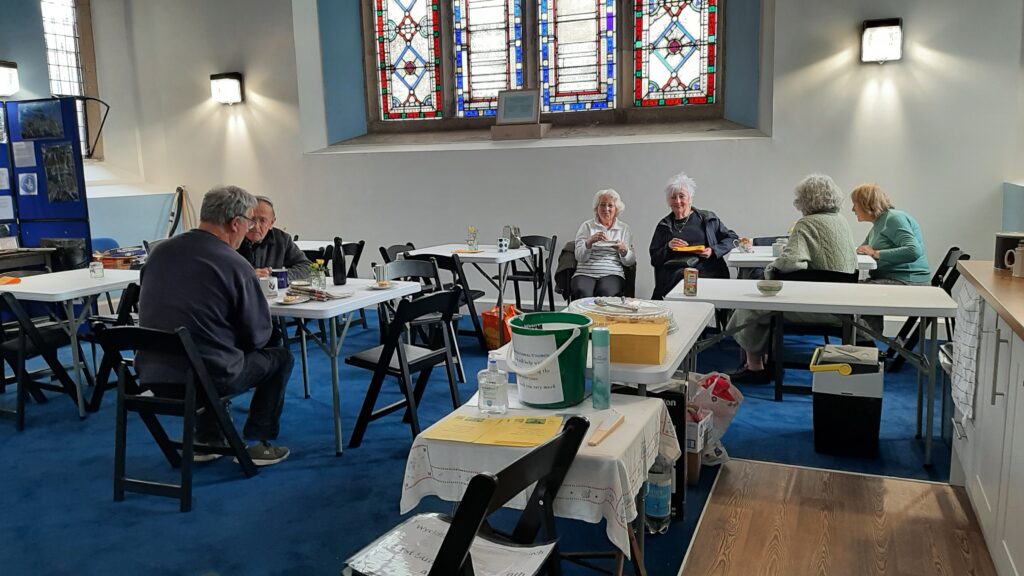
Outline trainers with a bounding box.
[236,441,290,467]
[193,437,227,462]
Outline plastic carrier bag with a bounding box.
[688,372,744,465]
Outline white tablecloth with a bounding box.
[400,393,680,556]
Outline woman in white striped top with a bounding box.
[571,189,636,300]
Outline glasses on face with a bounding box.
[253,216,273,226]
[238,215,257,230]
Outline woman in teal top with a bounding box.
[851,184,931,285]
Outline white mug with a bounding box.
[497,237,510,252]
[260,275,278,296]
[1005,246,1024,278]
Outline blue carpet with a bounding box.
[0,312,948,575]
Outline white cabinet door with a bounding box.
[968,310,1013,542]
[996,334,1024,576]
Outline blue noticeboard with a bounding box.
[5,97,89,221]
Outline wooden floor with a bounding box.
[681,460,997,576]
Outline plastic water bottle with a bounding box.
[592,327,611,410]
[645,455,673,534]
[477,352,508,415]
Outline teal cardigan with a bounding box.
[865,209,931,284]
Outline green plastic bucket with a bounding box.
[506,312,592,408]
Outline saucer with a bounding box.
[370,282,393,290]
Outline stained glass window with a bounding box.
[373,0,443,120]
[634,0,717,107]
[537,0,616,113]
[453,0,524,117]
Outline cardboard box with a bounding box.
[686,452,701,486]
[685,408,713,453]
[609,322,667,365]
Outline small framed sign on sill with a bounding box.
[492,89,550,140]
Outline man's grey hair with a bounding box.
[664,171,697,200]
[200,185,257,225]
[792,174,844,215]
[593,189,625,214]
[255,195,276,216]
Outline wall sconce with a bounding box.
[861,18,903,64]
[0,61,20,97]
[210,72,244,104]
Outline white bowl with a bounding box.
[756,280,783,296]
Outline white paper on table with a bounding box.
[0,196,13,220]
[346,513,553,576]
[0,168,9,190]
[12,142,35,168]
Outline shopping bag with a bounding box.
[688,371,744,465]
[482,304,518,350]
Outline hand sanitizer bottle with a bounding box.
[477,352,508,414]
[592,327,611,410]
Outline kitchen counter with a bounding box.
[958,260,1024,339]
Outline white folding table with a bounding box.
[0,269,141,417]
[725,245,877,271]
[406,243,536,346]
[666,278,957,466]
[492,300,715,393]
[267,278,420,455]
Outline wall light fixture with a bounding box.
[210,72,244,104]
[861,19,903,64]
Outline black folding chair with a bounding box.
[93,324,257,512]
[407,253,487,350]
[767,268,860,400]
[0,292,94,430]
[345,416,590,576]
[86,282,141,412]
[887,247,970,372]
[379,242,416,264]
[345,288,463,448]
[501,235,558,312]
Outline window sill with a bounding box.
[84,161,173,198]
[312,119,765,155]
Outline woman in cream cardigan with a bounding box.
[726,174,858,383]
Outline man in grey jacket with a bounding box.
[139,185,293,466]
[237,196,311,280]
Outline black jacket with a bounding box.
[237,227,311,279]
[649,209,738,299]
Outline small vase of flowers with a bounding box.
[310,259,327,290]
[466,225,478,250]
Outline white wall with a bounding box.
[90,0,307,225]
[94,0,1024,298]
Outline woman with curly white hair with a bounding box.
[571,189,636,299]
[649,171,738,300]
[726,174,858,383]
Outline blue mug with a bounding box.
[271,268,289,289]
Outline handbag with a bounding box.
[502,225,522,249]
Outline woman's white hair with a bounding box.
[593,189,625,214]
[792,174,844,215]
[664,171,697,200]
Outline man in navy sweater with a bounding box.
[138,185,293,466]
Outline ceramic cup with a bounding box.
[497,237,510,252]
[271,268,289,289]
[1005,247,1024,278]
[372,263,389,287]
[260,275,278,297]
